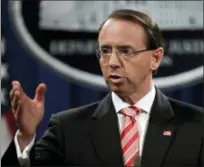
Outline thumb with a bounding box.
[34,83,47,103]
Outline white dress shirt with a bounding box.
[111,85,156,156]
[14,130,35,166]
[14,85,156,165]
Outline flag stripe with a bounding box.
[4,110,16,137]
[1,28,16,158]
[0,116,12,157]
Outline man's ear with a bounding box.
[151,47,164,71]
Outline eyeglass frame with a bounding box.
[96,47,155,60]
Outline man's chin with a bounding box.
[108,83,124,94]
[107,82,132,96]
[106,79,125,92]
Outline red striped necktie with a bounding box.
[120,106,140,166]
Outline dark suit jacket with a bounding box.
[2,89,204,167]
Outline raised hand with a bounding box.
[10,81,47,139]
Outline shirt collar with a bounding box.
[111,85,156,114]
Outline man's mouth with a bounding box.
[109,74,122,79]
[108,74,125,84]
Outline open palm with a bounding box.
[11,81,47,136]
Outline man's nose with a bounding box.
[108,52,121,69]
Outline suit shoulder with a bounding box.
[52,101,100,122]
[169,97,204,116]
[168,98,204,136]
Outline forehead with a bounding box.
[98,18,146,48]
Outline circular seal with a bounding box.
[9,1,203,91]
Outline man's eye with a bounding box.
[101,48,111,54]
[119,49,131,54]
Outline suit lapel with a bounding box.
[141,88,178,166]
[88,94,124,166]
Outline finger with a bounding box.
[10,84,20,101]
[12,93,25,120]
[10,85,24,107]
[11,81,23,95]
[10,80,22,98]
[11,90,21,111]
[13,104,22,123]
[34,83,47,103]
[12,80,21,87]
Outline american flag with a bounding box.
[1,30,16,158]
[163,130,172,136]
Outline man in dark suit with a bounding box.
[2,9,204,167]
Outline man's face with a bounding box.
[98,18,162,96]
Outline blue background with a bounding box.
[2,0,203,138]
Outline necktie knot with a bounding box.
[121,106,140,117]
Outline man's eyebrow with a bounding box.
[99,44,112,48]
[99,45,134,49]
[115,45,134,49]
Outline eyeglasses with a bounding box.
[96,47,153,59]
